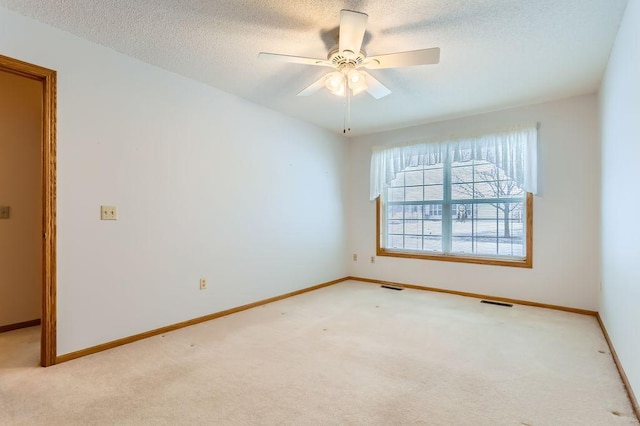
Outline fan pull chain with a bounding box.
[343,74,351,134]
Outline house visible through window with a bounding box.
[371,126,537,267]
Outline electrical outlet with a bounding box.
[0,206,9,219]
[100,205,117,220]
[199,278,207,290]
[352,253,358,261]
[370,256,376,263]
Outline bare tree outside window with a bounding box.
[452,163,524,238]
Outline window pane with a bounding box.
[451,183,475,200]
[459,203,500,256]
[404,170,423,186]
[496,184,525,199]
[389,187,404,202]
[405,186,423,202]
[423,212,442,253]
[388,205,403,219]
[405,235,422,250]
[422,236,442,252]
[451,165,474,184]
[471,182,497,198]
[450,201,526,258]
[496,167,516,182]
[498,201,525,257]
[404,165,422,172]
[404,205,422,219]
[422,220,442,253]
[383,204,444,252]
[451,203,474,254]
[424,166,443,185]
[388,218,403,234]
[390,172,404,187]
[388,234,404,249]
[474,162,495,175]
[425,204,443,217]
[405,220,421,235]
[424,185,443,199]
[423,217,442,235]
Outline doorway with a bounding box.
[0,54,56,367]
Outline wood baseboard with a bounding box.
[53,276,639,422]
[0,319,41,334]
[596,314,640,421]
[347,276,638,420]
[56,277,349,364]
[346,276,598,316]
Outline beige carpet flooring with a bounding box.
[0,280,637,425]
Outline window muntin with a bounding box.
[379,156,531,267]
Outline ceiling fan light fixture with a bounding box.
[331,84,346,97]
[347,69,366,91]
[325,71,343,89]
[351,84,367,96]
[259,8,441,130]
[325,71,346,96]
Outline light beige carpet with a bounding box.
[0,280,637,425]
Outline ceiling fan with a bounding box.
[258,9,441,100]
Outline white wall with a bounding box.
[0,70,42,326]
[0,7,348,355]
[600,0,640,403]
[348,95,600,311]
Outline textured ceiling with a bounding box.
[0,0,629,136]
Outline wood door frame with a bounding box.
[0,54,57,367]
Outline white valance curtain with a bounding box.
[369,125,538,200]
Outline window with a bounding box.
[371,126,537,267]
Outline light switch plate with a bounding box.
[100,205,117,220]
[0,206,9,219]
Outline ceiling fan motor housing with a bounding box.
[328,46,367,68]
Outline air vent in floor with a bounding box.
[381,284,404,291]
[480,300,513,307]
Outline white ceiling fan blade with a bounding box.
[361,71,391,99]
[339,10,368,56]
[297,75,328,96]
[258,52,333,67]
[364,47,440,69]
